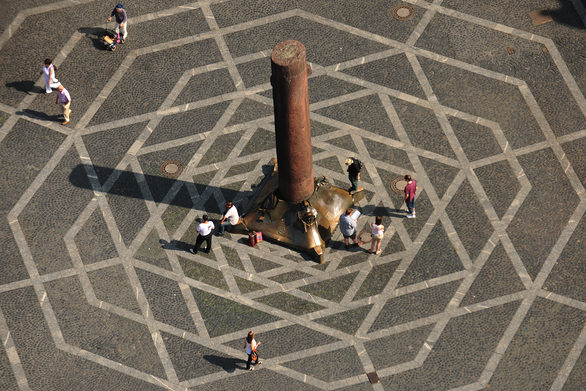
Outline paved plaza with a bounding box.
[0,0,585,390]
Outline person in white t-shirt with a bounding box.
[190,215,214,254]
[217,201,240,236]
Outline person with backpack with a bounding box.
[345,157,363,193]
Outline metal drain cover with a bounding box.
[390,176,407,194]
[161,160,183,178]
[392,4,414,20]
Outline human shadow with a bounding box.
[17,109,61,122]
[368,205,405,219]
[69,164,270,214]
[542,1,585,29]
[159,239,192,252]
[202,355,246,372]
[6,80,44,95]
[78,26,111,50]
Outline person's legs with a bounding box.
[406,199,414,215]
[246,353,252,370]
[348,175,358,192]
[204,234,212,253]
[217,221,231,235]
[121,22,127,39]
[62,101,71,122]
[369,238,376,253]
[376,238,382,254]
[45,81,52,93]
[192,234,204,253]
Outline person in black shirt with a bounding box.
[345,157,362,193]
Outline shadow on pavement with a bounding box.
[17,109,61,122]
[542,1,585,29]
[78,26,111,50]
[6,80,44,95]
[159,239,192,252]
[202,355,246,372]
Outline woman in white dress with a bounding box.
[40,58,60,94]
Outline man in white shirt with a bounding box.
[217,201,240,236]
[190,215,214,254]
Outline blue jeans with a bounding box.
[217,221,231,235]
[349,176,358,192]
[406,199,415,214]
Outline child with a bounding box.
[369,216,384,255]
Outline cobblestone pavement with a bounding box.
[0,1,585,390]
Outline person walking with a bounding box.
[369,216,384,255]
[404,174,418,218]
[41,58,60,94]
[243,331,261,370]
[339,208,360,249]
[190,215,214,254]
[107,3,128,43]
[345,157,363,194]
[55,85,72,125]
[217,201,240,236]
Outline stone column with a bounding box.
[271,40,314,203]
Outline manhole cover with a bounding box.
[160,160,183,178]
[390,176,407,194]
[392,4,414,20]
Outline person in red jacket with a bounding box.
[404,174,418,218]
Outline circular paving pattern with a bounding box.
[390,176,407,194]
[392,4,414,20]
[160,160,183,178]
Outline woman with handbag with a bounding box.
[244,330,261,370]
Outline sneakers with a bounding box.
[189,248,196,254]
[406,214,416,219]
[61,120,69,125]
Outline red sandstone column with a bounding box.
[271,40,314,203]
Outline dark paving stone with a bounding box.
[369,280,461,333]
[239,128,276,156]
[82,122,148,185]
[160,186,193,236]
[89,39,222,126]
[333,380,374,391]
[256,292,325,315]
[0,286,166,391]
[399,221,464,287]
[224,16,391,66]
[365,324,434,370]
[249,254,280,273]
[382,301,520,390]
[136,268,198,334]
[375,167,407,209]
[282,346,364,382]
[192,168,219,195]
[134,228,173,271]
[269,270,312,284]
[220,245,245,270]
[308,75,364,103]
[562,347,586,391]
[225,160,261,178]
[446,180,493,261]
[178,256,229,291]
[311,120,338,137]
[144,102,230,147]
[506,148,580,280]
[104,168,150,246]
[47,276,166,377]
[163,332,241,381]
[225,323,339,359]
[381,231,406,256]
[326,135,359,154]
[190,366,321,391]
[191,287,280,338]
[450,116,502,161]
[299,272,358,302]
[419,156,460,200]
[474,159,522,219]
[561,137,586,188]
[314,304,372,335]
[460,243,526,306]
[364,138,414,172]
[0,335,18,390]
[354,261,400,301]
[391,97,457,159]
[236,57,272,89]
[234,276,266,294]
[18,147,93,275]
[198,130,244,167]
[403,189,433,241]
[338,251,370,269]
[489,298,586,390]
[343,53,427,99]
[75,206,119,265]
[544,214,586,303]
[417,56,545,149]
[87,264,141,313]
[316,94,400,141]
[227,98,273,126]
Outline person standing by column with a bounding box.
[55,85,71,125]
[41,58,60,94]
[107,3,128,43]
[345,157,362,194]
[243,331,261,370]
[404,174,418,218]
[190,215,214,254]
[339,208,360,249]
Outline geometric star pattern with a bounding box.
[0,0,584,390]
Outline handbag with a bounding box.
[251,351,258,361]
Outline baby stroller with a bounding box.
[101,22,121,51]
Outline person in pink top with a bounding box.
[369,216,384,255]
[403,174,418,218]
[55,85,71,125]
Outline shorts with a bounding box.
[373,234,383,240]
[343,232,356,240]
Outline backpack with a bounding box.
[353,158,363,171]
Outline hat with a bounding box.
[116,3,123,8]
[344,158,353,166]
